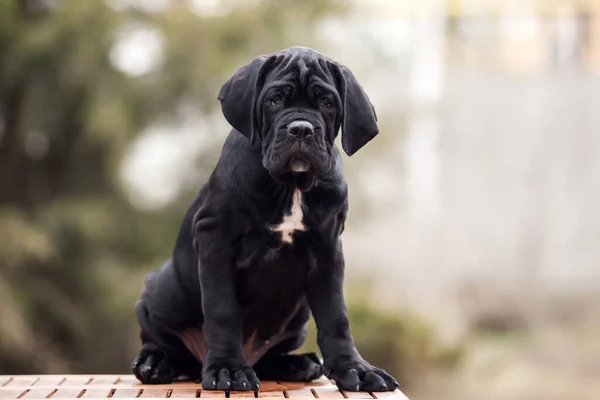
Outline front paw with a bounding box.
[325,357,398,392]
[202,360,260,391]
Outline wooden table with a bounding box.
[0,376,408,400]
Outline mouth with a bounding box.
[288,154,311,173]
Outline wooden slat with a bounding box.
[33,378,64,387]
[138,389,168,398]
[87,377,119,386]
[343,391,374,399]
[254,382,283,392]
[51,388,85,398]
[0,389,28,399]
[78,388,112,398]
[197,391,226,398]
[256,390,284,398]
[285,387,316,398]
[307,377,332,387]
[5,377,39,387]
[1,377,13,387]
[0,376,407,400]
[21,389,56,399]
[228,392,255,398]
[60,378,92,387]
[114,378,138,387]
[371,391,408,400]
[312,386,344,399]
[111,389,141,398]
[168,388,198,398]
[235,382,284,398]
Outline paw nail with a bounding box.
[212,380,216,386]
[242,382,247,388]
[356,384,360,391]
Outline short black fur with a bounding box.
[132,46,398,392]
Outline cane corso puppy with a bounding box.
[132,46,398,392]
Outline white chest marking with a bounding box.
[271,189,307,244]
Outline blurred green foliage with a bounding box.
[0,0,444,382]
[0,0,341,374]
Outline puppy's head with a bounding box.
[218,46,378,183]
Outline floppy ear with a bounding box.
[336,65,379,156]
[218,55,275,145]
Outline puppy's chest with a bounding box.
[269,188,308,245]
[236,189,323,269]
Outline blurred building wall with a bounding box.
[320,2,600,337]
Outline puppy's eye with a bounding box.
[269,94,283,106]
[319,97,333,110]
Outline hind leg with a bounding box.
[254,352,323,382]
[132,301,202,384]
[253,332,323,382]
[132,346,175,384]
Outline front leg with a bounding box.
[196,216,259,391]
[307,242,398,392]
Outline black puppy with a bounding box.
[132,46,398,392]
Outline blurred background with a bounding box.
[1,0,600,399]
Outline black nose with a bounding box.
[287,120,314,139]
